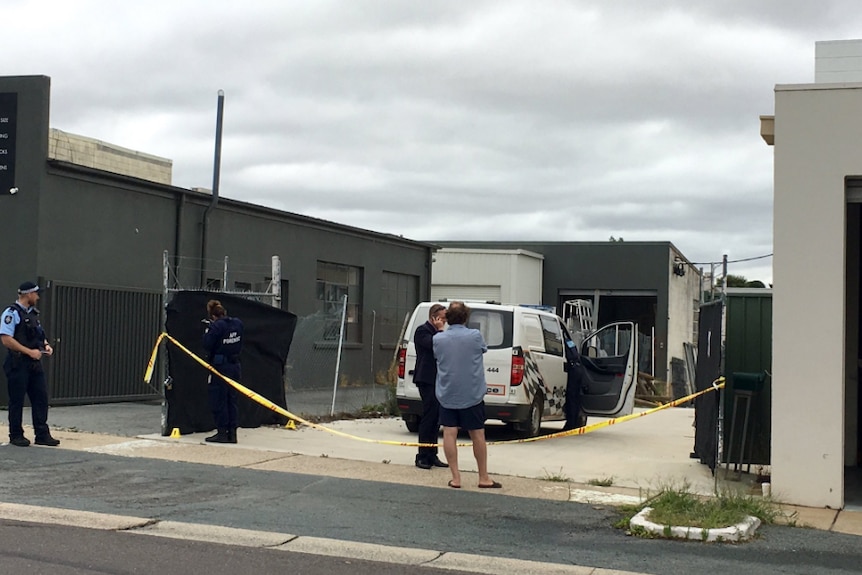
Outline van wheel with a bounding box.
[404,417,419,433]
[520,395,544,438]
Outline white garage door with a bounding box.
[432,284,502,302]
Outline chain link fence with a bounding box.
[283,306,400,419]
[162,254,403,420]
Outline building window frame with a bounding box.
[316,261,363,343]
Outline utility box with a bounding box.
[431,248,544,304]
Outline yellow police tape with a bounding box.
[144,333,725,448]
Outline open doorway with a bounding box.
[846,186,862,509]
[557,291,657,375]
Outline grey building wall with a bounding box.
[0,76,50,296]
[0,75,433,403]
[434,240,681,382]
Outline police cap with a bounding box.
[18,281,41,295]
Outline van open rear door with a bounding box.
[579,322,638,418]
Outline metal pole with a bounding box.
[330,294,348,416]
[272,255,281,308]
[163,250,169,299]
[223,256,229,291]
[200,90,225,288]
[160,250,170,435]
[715,383,724,493]
[370,309,376,403]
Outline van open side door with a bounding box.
[579,322,638,418]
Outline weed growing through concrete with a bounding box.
[540,468,570,482]
[587,476,614,487]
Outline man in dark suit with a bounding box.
[413,303,449,469]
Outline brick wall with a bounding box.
[48,129,172,185]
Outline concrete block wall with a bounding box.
[48,129,172,185]
[815,39,862,83]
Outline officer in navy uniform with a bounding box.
[0,282,60,447]
[562,330,586,430]
[202,299,243,444]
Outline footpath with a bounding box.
[1,403,861,575]
[17,402,862,535]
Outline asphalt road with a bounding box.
[0,520,481,575]
[1,445,862,574]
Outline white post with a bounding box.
[223,256,229,290]
[271,255,281,308]
[331,294,348,416]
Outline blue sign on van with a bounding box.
[519,304,556,314]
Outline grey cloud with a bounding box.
[12,0,859,288]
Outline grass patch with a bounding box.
[587,476,614,487]
[615,481,779,532]
[541,467,570,482]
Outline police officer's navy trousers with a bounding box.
[209,363,240,430]
[4,357,50,440]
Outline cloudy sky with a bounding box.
[10,1,862,284]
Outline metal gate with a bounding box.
[44,282,163,404]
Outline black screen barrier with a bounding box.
[693,300,723,472]
[163,291,297,435]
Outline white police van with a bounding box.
[395,301,638,438]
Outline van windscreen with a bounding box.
[466,309,513,349]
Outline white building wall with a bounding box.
[772,83,862,508]
[816,40,862,83]
[666,251,700,387]
[431,249,543,305]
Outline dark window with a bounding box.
[539,315,564,356]
[380,271,418,346]
[316,261,363,343]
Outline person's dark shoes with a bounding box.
[9,436,30,447]
[227,428,238,444]
[415,456,432,470]
[430,457,449,468]
[35,436,60,447]
[205,429,231,443]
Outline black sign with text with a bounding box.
[0,93,17,195]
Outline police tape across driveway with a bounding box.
[145,332,725,448]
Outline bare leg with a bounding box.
[443,426,460,486]
[468,428,492,485]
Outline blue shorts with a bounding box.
[439,402,485,431]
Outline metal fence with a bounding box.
[22,277,397,417]
[283,303,398,419]
[45,282,163,404]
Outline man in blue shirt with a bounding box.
[0,282,60,447]
[433,301,501,489]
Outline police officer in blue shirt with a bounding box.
[0,281,60,447]
[202,299,243,444]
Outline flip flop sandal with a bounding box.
[478,481,502,489]
[447,480,461,489]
